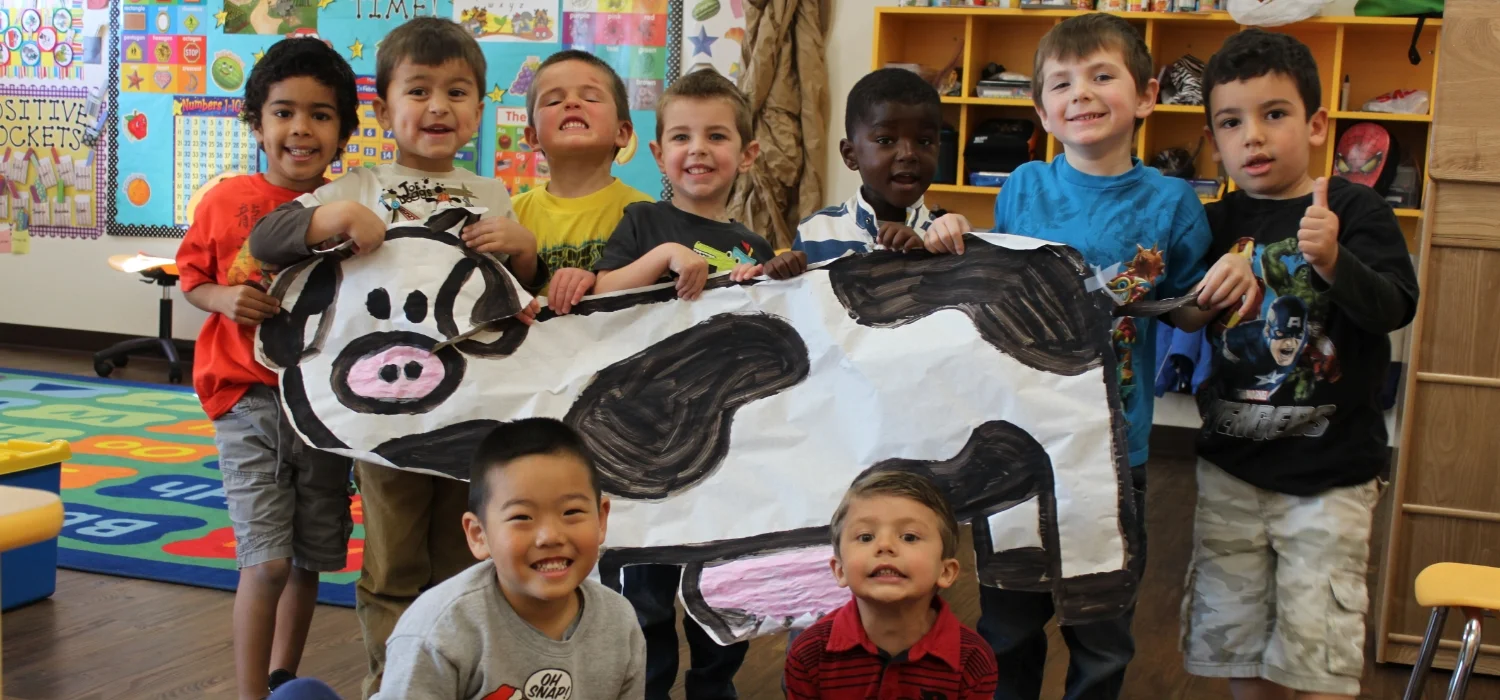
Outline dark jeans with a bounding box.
[977,467,1148,700]
[623,564,750,700]
[269,678,344,700]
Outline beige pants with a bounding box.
[1181,459,1379,696]
[353,461,475,700]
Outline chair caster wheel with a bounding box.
[95,360,114,378]
[168,368,183,384]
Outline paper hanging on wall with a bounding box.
[257,207,1142,645]
[455,0,559,41]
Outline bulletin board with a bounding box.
[0,0,733,241]
[0,0,111,252]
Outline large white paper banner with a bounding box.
[258,207,1141,644]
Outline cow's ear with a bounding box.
[433,250,527,357]
[425,206,484,236]
[259,257,340,369]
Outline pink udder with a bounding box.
[346,345,446,400]
[699,546,848,620]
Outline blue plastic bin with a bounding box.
[1,439,69,611]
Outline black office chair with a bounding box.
[93,265,191,384]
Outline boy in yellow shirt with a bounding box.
[513,50,652,313]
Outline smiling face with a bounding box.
[831,494,959,606]
[252,76,347,192]
[841,102,941,221]
[374,58,483,172]
[524,59,632,160]
[1207,72,1328,200]
[465,451,610,615]
[650,96,757,212]
[1035,48,1156,162]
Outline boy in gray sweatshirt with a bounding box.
[372,418,646,699]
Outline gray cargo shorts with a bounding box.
[213,385,353,571]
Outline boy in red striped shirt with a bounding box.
[784,471,998,700]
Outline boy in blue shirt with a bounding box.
[925,13,1252,700]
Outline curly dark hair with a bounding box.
[241,37,360,142]
[1202,29,1322,130]
[845,67,942,138]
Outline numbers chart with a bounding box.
[172,96,257,225]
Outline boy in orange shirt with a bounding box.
[175,38,359,700]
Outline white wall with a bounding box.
[0,0,1364,340]
[0,234,208,340]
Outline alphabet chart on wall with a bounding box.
[172,95,256,225]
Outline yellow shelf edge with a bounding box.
[930,184,1001,196]
[942,96,1033,107]
[1331,110,1433,123]
[873,7,1437,27]
[1154,104,1205,114]
[1394,208,1422,219]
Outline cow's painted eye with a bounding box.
[367,288,391,320]
[405,291,428,323]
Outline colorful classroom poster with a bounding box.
[98,0,672,237]
[493,105,547,195]
[0,0,109,243]
[327,76,397,178]
[681,0,743,80]
[0,84,107,239]
[563,0,668,110]
[455,0,558,41]
[220,0,318,36]
[0,0,107,84]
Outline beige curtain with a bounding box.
[729,0,828,250]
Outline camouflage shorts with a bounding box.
[1180,459,1379,696]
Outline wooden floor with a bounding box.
[2,345,1492,700]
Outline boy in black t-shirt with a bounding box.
[591,67,806,700]
[1183,29,1418,700]
[592,69,804,300]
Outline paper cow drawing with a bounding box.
[257,207,1141,645]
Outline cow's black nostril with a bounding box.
[367,288,391,320]
[379,364,399,383]
[404,361,423,380]
[405,291,428,323]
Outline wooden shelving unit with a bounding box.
[873,6,1442,252]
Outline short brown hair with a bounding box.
[375,17,487,100]
[655,68,754,146]
[830,470,959,560]
[526,50,630,127]
[1032,13,1154,104]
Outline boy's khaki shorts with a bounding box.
[1181,458,1379,697]
[214,385,353,572]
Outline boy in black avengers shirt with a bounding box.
[1182,29,1418,700]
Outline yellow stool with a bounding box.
[0,484,65,698]
[1402,562,1500,700]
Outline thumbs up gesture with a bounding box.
[1298,177,1340,282]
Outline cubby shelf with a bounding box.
[877,5,1440,251]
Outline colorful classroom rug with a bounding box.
[0,368,361,607]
